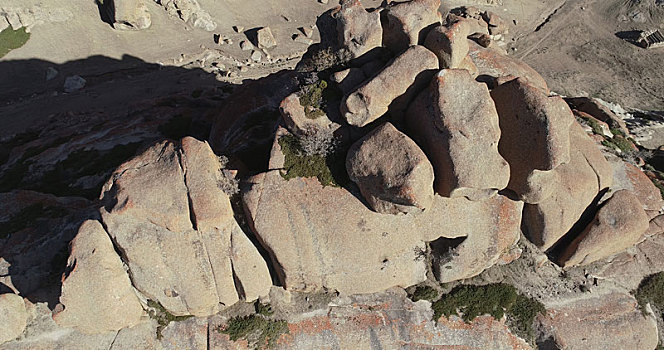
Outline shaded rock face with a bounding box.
[407,69,509,200]
[53,220,144,334]
[423,20,470,69]
[100,137,271,317]
[559,190,649,267]
[469,43,548,92]
[381,0,442,54]
[523,122,613,250]
[336,0,383,59]
[330,68,366,95]
[0,293,27,344]
[110,0,152,30]
[539,292,658,350]
[491,77,574,203]
[341,45,438,127]
[346,122,434,214]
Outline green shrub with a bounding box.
[635,272,664,314]
[0,27,30,59]
[298,80,340,120]
[255,301,274,316]
[432,283,545,343]
[278,135,346,187]
[147,300,193,339]
[410,285,439,302]
[219,315,289,349]
[602,136,635,154]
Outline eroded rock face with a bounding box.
[523,122,613,250]
[346,122,434,214]
[53,220,144,334]
[111,0,151,30]
[336,0,383,59]
[560,190,649,267]
[342,45,438,127]
[382,0,442,54]
[0,293,27,344]
[469,43,548,91]
[423,21,470,69]
[407,69,509,200]
[610,159,664,212]
[491,77,573,203]
[100,137,270,316]
[539,292,658,350]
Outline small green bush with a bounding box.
[298,80,340,120]
[0,27,30,59]
[219,315,289,349]
[147,300,193,339]
[432,283,545,343]
[635,272,664,314]
[278,135,346,187]
[602,136,635,154]
[578,115,603,135]
[255,301,274,316]
[410,285,439,302]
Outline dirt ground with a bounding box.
[1,0,663,139]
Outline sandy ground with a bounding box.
[0,0,662,139]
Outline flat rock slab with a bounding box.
[539,291,658,350]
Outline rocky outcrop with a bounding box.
[469,43,549,91]
[382,0,442,53]
[279,94,336,137]
[100,137,271,316]
[523,122,613,250]
[342,45,438,127]
[336,0,382,59]
[539,291,658,350]
[559,190,649,267]
[108,0,152,30]
[407,69,509,200]
[53,220,144,334]
[0,293,26,344]
[491,77,574,203]
[346,122,434,214]
[610,159,664,212]
[424,20,470,69]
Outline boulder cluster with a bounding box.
[2,0,663,348]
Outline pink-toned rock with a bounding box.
[539,292,658,350]
[559,190,649,267]
[279,94,337,137]
[491,77,574,203]
[336,0,382,59]
[610,159,664,212]
[469,44,549,92]
[382,0,442,53]
[53,220,144,334]
[342,45,438,127]
[565,97,630,136]
[523,122,613,250]
[407,69,509,200]
[346,122,434,214]
[423,21,470,69]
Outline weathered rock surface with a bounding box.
[523,122,613,250]
[0,293,27,344]
[336,0,382,59]
[491,77,574,203]
[342,45,438,127]
[431,195,523,283]
[539,292,658,350]
[346,122,434,214]
[469,44,549,91]
[560,190,649,267]
[609,158,664,212]
[565,97,630,136]
[382,0,442,53]
[256,27,277,49]
[110,0,151,30]
[100,138,270,316]
[279,94,336,137]
[407,69,509,200]
[53,220,144,334]
[424,21,470,69]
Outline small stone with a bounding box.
[240,40,253,51]
[45,67,59,81]
[240,66,248,72]
[63,75,86,93]
[469,32,492,48]
[293,33,313,45]
[256,26,277,49]
[251,50,262,62]
[300,26,314,38]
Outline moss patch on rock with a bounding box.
[602,135,635,154]
[219,314,289,349]
[147,299,193,339]
[409,285,439,302]
[0,27,30,59]
[432,283,545,343]
[278,134,347,187]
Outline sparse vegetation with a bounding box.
[278,134,347,187]
[409,285,439,302]
[297,80,341,120]
[217,155,240,196]
[431,283,545,343]
[298,47,352,72]
[635,272,664,315]
[218,314,289,349]
[298,128,337,157]
[0,27,31,59]
[577,114,604,135]
[147,299,193,340]
[255,301,274,316]
[602,135,635,154]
